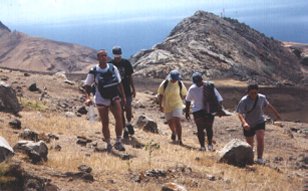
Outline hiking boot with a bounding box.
[208,145,214,152]
[106,144,113,152]
[126,124,134,135]
[199,147,206,151]
[171,133,176,142]
[114,142,125,151]
[255,158,266,165]
[123,130,129,139]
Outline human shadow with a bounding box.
[122,136,145,149]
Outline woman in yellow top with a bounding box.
[157,70,187,145]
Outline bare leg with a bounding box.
[97,106,110,142]
[110,99,124,138]
[246,136,254,149]
[256,129,265,159]
[174,117,182,143]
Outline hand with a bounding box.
[242,122,250,130]
[185,112,191,121]
[159,105,164,112]
[132,89,136,98]
[122,97,127,107]
[85,98,93,106]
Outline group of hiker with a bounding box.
[83,48,281,164]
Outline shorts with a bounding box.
[192,110,214,128]
[243,122,265,137]
[165,108,183,121]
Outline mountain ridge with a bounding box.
[0,21,97,73]
[131,11,305,86]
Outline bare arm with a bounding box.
[158,94,164,112]
[129,75,136,98]
[238,113,250,130]
[83,85,93,106]
[185,101,191,120]
[118,83,126,105]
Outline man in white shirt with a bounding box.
[185,72,223,151]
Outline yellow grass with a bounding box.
[0,104,305,190]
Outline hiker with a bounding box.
[236,82,281,164]
[83,49,126,152]
[109,46,136,139]
[185,72,223,151]
[157,70,187,145]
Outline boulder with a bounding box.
[136,115,159,133]
[0,81,21,114]
[218,139,253,167]
[0,136,14,163]
[162,182,187,191]
[14,140,48,164]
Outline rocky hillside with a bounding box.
[0,21,97,73]
[131,11,304,85]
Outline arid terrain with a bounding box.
[0,69,307,191]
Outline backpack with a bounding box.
[163,79,183,98]
[89,64,120,99]
[203,81,223,114]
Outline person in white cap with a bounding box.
[110,46,136,139]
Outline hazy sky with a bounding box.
[2,0,307,25]
[1,0,307,56]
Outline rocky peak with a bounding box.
[0,21,11,32]
[132,10,304,85]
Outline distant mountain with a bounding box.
[131,11,305,85]
[0,21,97,73]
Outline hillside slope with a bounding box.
[0,69,307,191]
[131,11,304,85]
[0,21,97,73]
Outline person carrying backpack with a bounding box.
[157,70,187,145]
[236,82,281,164]
[185,72,223,151]
[83,49,126,152]
[109,46,136,139]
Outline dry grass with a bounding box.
[0,70,306,190]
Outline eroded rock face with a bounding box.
[132,11,303,85]
[0,81,21,114]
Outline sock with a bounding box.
[116,137,121,143]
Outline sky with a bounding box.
[1,0,308,57]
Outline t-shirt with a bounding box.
[84,63,121,104]
[185,83,223,113]
[109,58,134,97]
[157,80,187,113]
[236,93,269,127]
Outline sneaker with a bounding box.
[177,140,183,145]
[208,145,214,151]
[255,158,266,165]
[114,142,125,151]
[127,124,134,135]
[199,147,206,151]
[106,144,113,152]
[171,133,176,141]
[123,130,129,139]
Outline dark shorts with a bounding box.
[192,110,214,128]
[243,122,265,137]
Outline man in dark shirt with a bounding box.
[110,46,136,139]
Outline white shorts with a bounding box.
[165,108,183,121]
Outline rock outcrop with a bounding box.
[132,11,304,85]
